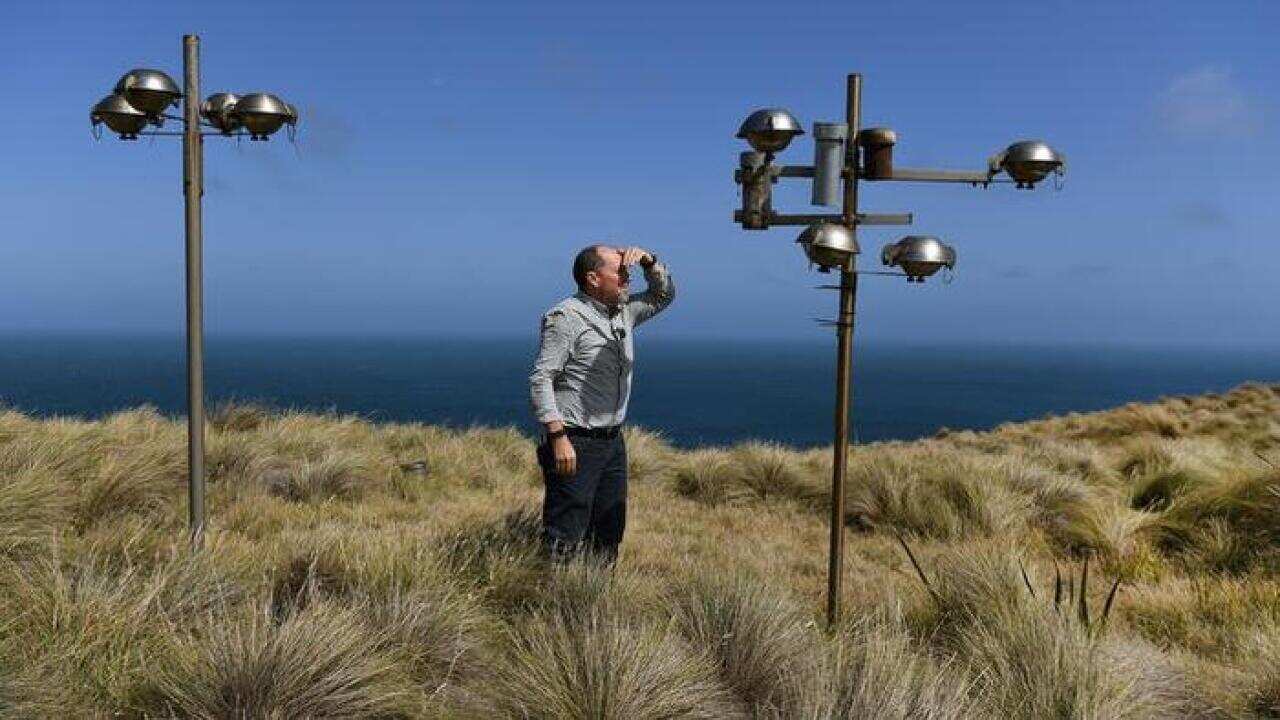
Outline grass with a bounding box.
[0,382,1278,717]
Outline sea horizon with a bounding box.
[2,331,1277,448]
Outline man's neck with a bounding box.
[576,289,620,317]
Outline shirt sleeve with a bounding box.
[529,309,576,424]
[626,261,676,327]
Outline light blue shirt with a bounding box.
[529,262,675,428]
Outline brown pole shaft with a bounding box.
[827,73,861,626]
[182,34,206,549]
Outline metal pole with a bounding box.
[182,34,206,549]
[827,73,861,626]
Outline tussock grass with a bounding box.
[0,552,242,715]
[1122,575,1280,660]
[209,399,275,432]
[74,443,185,528]
[150,600,420,719]
[671,448,740,504]
[1147,468,1280,573]
[0,464,65,557]
[484,607,743,719]
[669,571,820,713]
[361,584,490,694]
[846,444,1030,541]
[1247,627,1280,717]
[905,546,1213,719]
[254,449,378,501]
[819,616,980,720]
[1,382,1278,716]
[623,426,678,483]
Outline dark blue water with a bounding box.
[1,334,1276,448]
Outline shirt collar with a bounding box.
[575,290,621,319]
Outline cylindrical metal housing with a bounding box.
[858,127,897,180]
[738,151,772,229]
[811,122,848,207]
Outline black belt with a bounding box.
[564,425,623,439]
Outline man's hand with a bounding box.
[619,246,654,269]
[553,436,577,477]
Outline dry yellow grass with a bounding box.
[0,383,1278,717]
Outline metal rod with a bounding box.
[777,165,815,178]
[828,72,861,626]
[182,34,206,550]
[856,213,911,225]
[732,211,912,227]
[778,164,1009,186]
[869,167,993,183]
[141,131,247,137]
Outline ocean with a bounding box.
[1,334,1276,448]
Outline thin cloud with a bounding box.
[1157,66,1262,137]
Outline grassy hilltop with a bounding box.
[2,384,1280,718]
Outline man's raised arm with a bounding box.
[623,248,675,327]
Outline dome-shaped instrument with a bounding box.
[881,236,957,282]
[113,68,181,116]
[91,93,148,139]
[200,93,241,134]
[736,108,805,154]
[796,222,859,271]
[232,93,294,140]
[992,140,1065,188]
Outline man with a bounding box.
[529,245,675,563]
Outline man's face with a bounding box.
[587,247,629,306]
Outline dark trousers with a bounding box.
[536,433,627,563]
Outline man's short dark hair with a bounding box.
[572,245,608,288]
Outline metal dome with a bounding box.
[91,93,148,139]
[997,140,1064,188]
[881,235,956,282]
[113,68,181,115]
[736,108,805,154]
[232,93,293,140]
[200,93,241,134]
[796,222,859,270]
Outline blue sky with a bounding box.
[2,0,1276,343]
